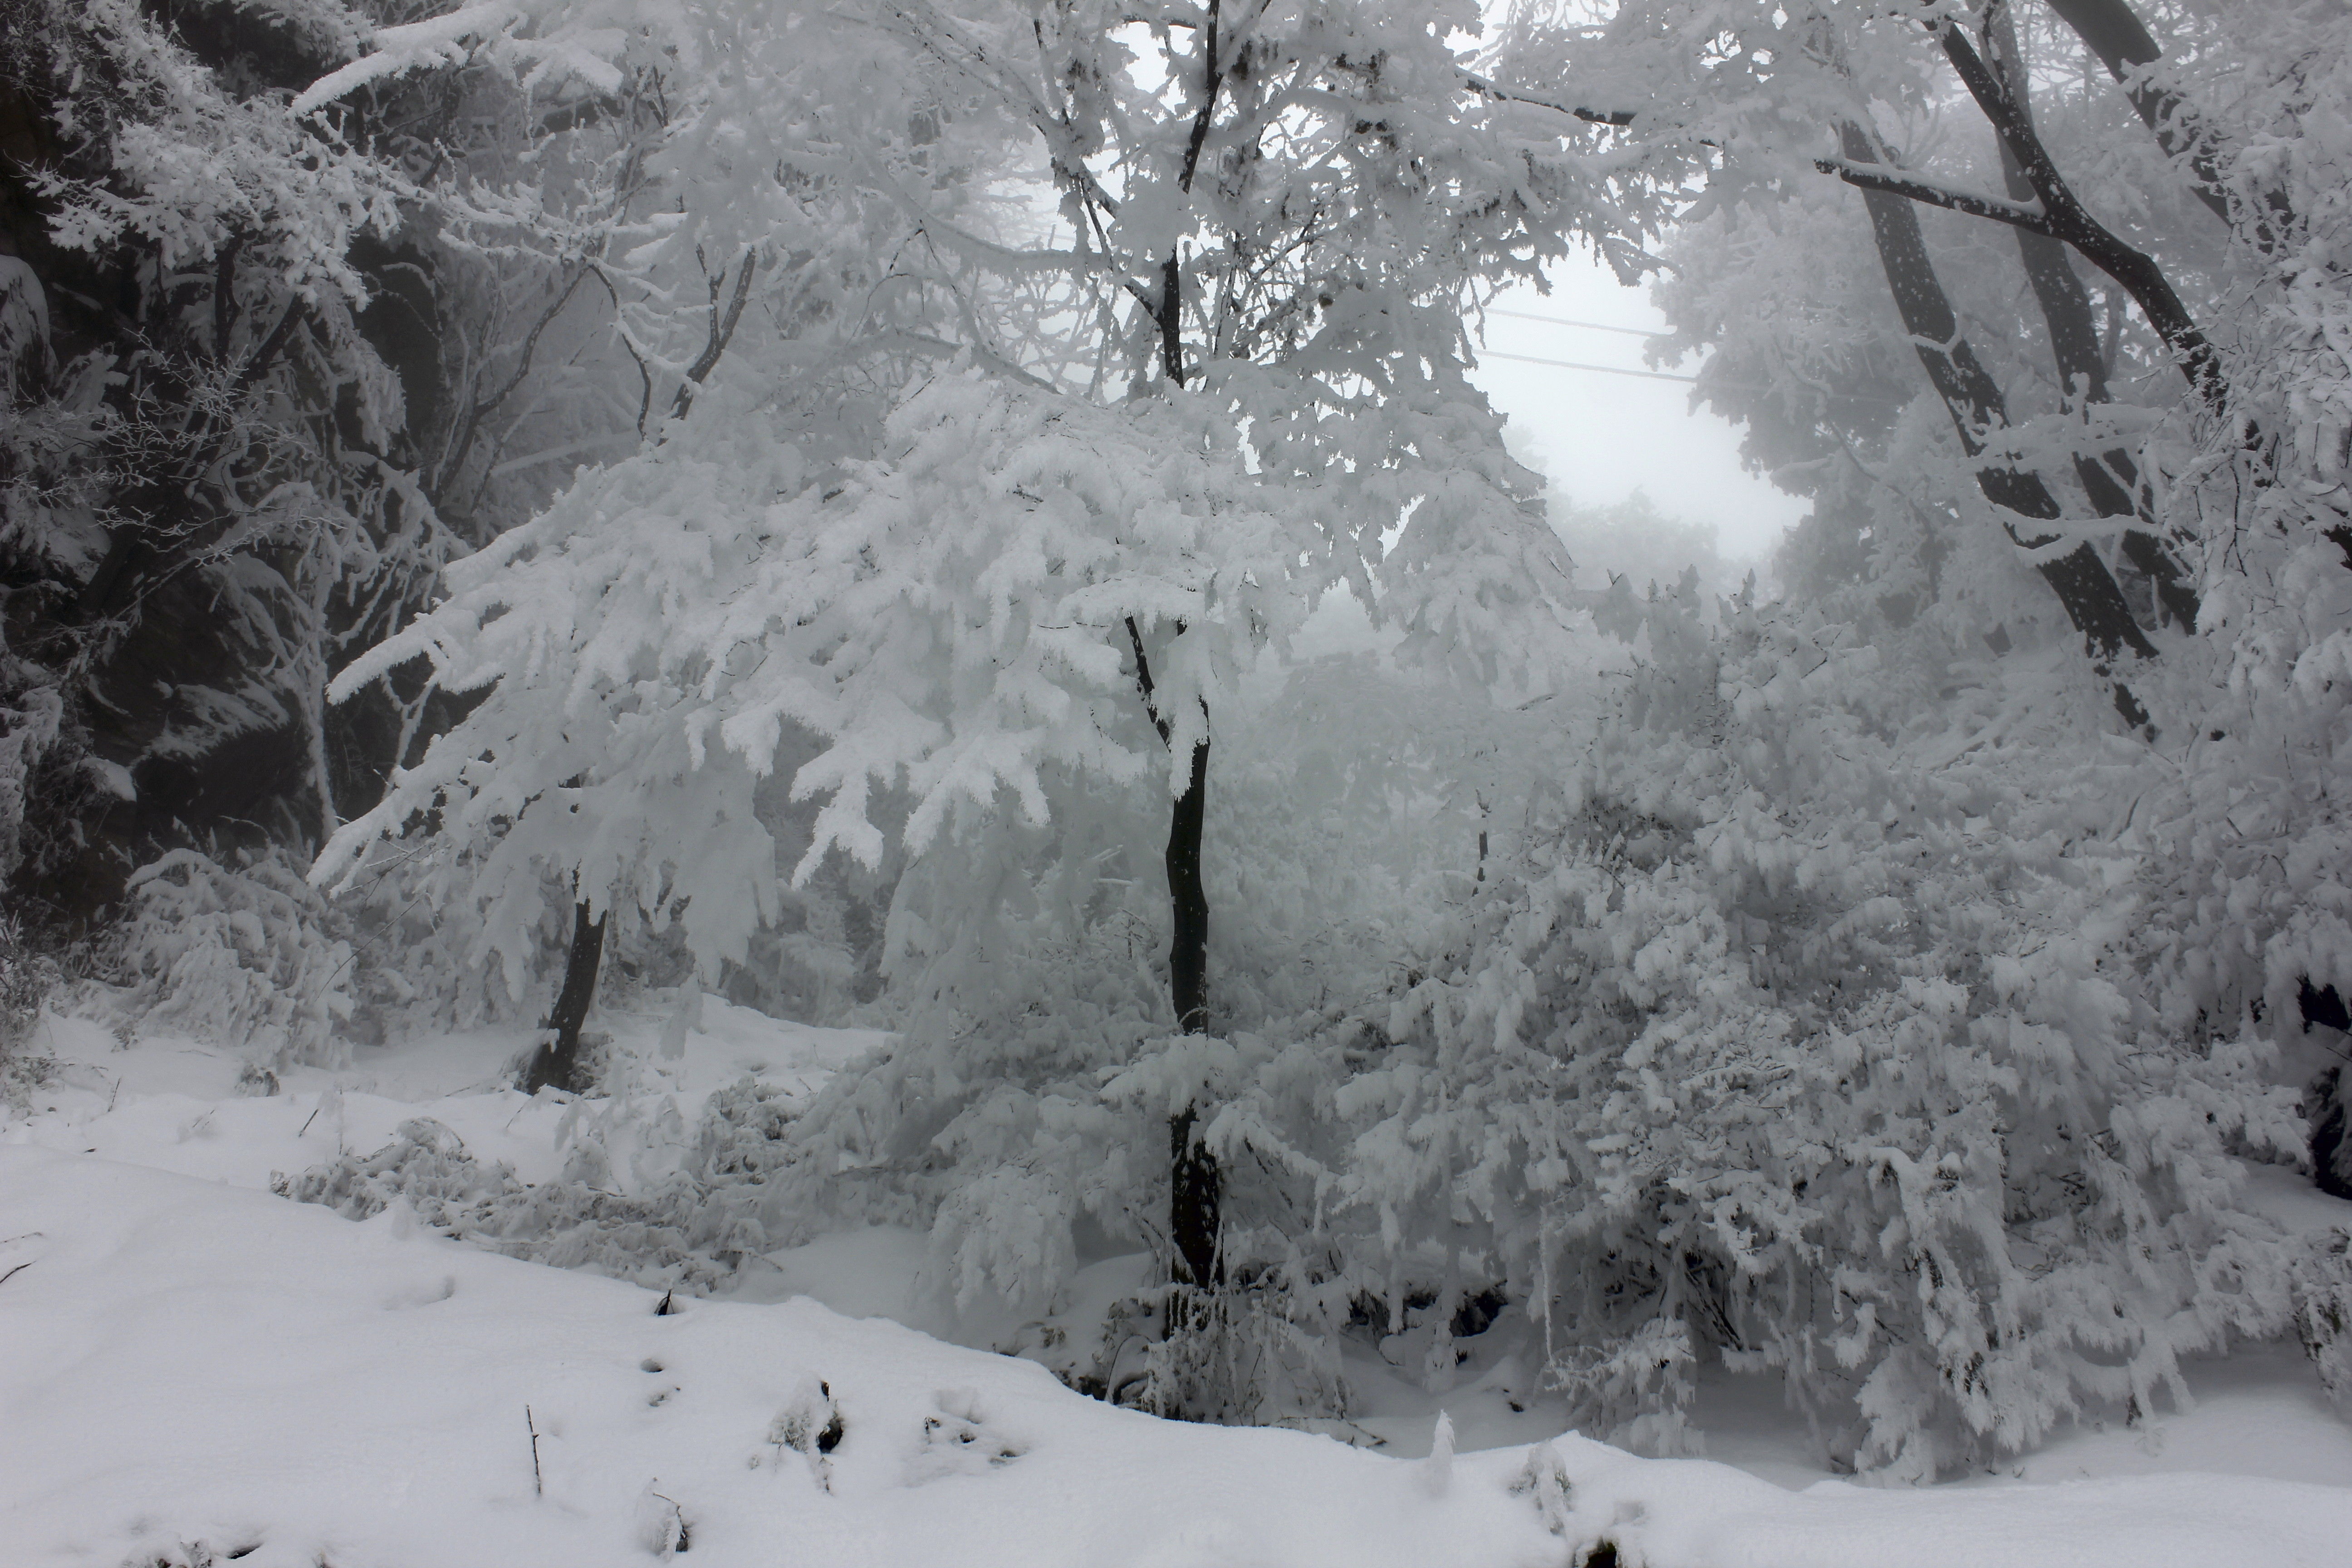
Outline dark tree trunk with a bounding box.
[1165,738,1210,1033]
[1839,124,2155,725]
[1823,15,2230,418]
[1164,738,1219,1291]
[1928,20,2228,418]
[523,900,606,1093]
[1986,19,2200,632]
[1127,615,1222,1294]
[2041,0,2284,249]
[1147,11,1229,1305]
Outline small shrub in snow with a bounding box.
[693,1075,804,1186]
[1061,1271,1349,1428]
[102,848,361,1070]
[0,911,58,1110]
[2294,1228,2352,1414]
[119,1541,255,1568]
[1511,1442,1576,1537]
[632,1484,690,1559]
[0,909,54,1055]
[768,1375,845,1490]
[908,1387,1024,1482]
[276,1117,760,1294]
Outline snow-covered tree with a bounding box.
[0,0,438,922]
[309,0,1607,1396]
[1369,0,2352,1470]
[0,0,675,933]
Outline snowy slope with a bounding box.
[5,1002,2352,1567]
[5,1147,2351,1568]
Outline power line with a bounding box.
[1484,308,1659,338]
[1477,349,1699,383]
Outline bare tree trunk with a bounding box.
[524,900,606,1093]
[1840,123,2156,724]
[1163,733,1217,1288]
[1128,613,1221,1293]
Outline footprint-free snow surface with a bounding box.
[5,1004,2350,1567]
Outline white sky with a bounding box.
[1469,258,1808,565]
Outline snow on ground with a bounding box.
[5,997,886,1191]
[5,1001,2352,1566]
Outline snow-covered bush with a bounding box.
[1288,581,2305,1478]
[2296,1226,2352,1415]
[103,847,363,1070]
[277,1115,754,1293]
[0,908,59,1109]
[277,1073,819,1294]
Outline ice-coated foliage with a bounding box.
[40,1,412,301]
[310,0,1590,983]
[315,370,1320,980]
[0,908,59,1102]
[1299,581,2304,1476]
[2298,1225,2352,1415]
[278,1051,815,1292]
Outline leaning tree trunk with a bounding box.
[1981,17,2200,632]
[1927,18,2228,420]
[2041,0,2286,251]
[523,899,606,1093]
[1839,122,2157,724]
[1824,15,2232,420]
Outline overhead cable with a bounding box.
[1484,309,1661,338]
[1477,349,1699,383]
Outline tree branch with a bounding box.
[1456,68,1636,127]
[1815,157,2054,233]
[1157,0,1227,386]
[671,247,757,420]
[1125,615,1171,746]
[1929,17,2226,416]
[2042,0,2255,242]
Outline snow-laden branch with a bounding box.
[1815,157,2053,234]
[1455,67,1636,129]
[294,4,625,115]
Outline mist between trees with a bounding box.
[4,0,2352,1478]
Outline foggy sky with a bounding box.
[1473,259,1807,567]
